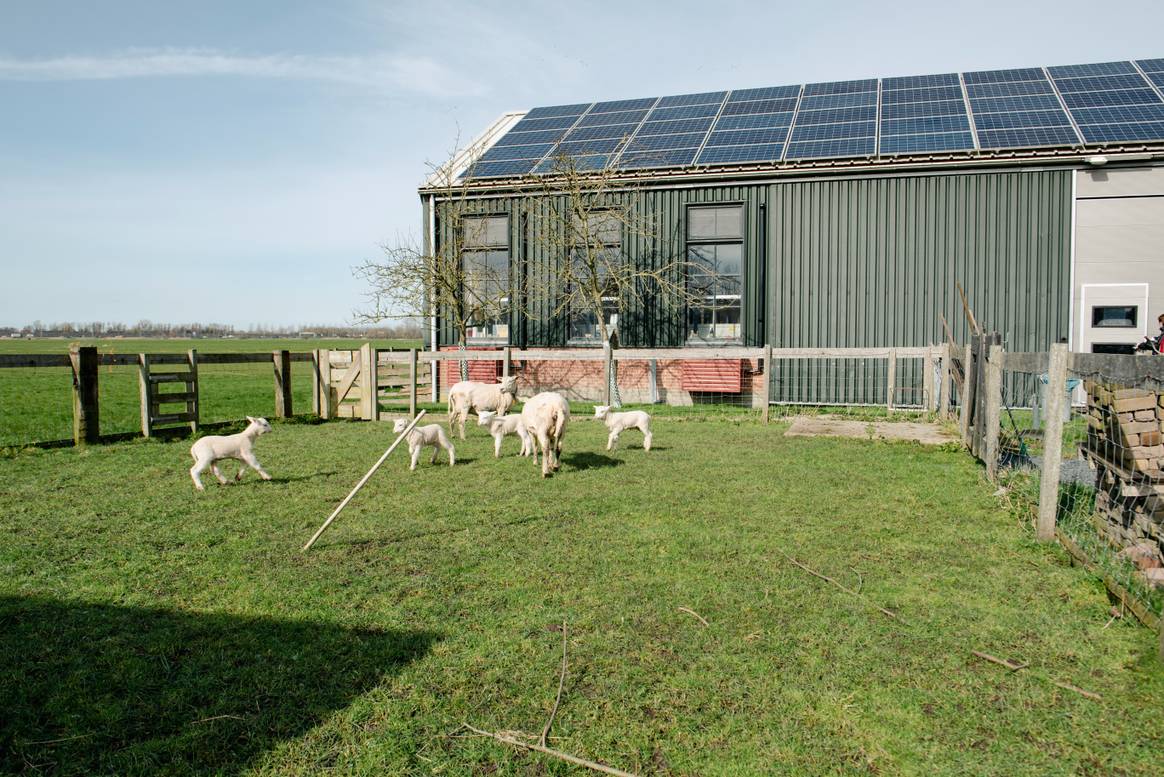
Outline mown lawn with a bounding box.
[1,417,1162,775]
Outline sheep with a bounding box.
[593,405,652,451]
[521,391,570,477]
[393,418,456,470]
[477,410,533,458]
[189,416,272,491]
[447,375,518,440]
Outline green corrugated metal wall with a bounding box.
[432,169,1073,378]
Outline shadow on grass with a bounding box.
[334,513,551,549]
[562,452,622,470]
[243,471,339,485]
[0,596,437,775]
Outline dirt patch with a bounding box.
[784,416,957,446]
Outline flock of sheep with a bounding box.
[399,376,652,478]
[188,376,652,489]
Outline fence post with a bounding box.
[959,343,975,446]
[603,341,613,406]
[69,345,99,445]
[939,343,952,419]
[318,349,333,419]
[273,349,292,419]
[923,346,935,413]
[138,354,152,438]
[360,342,377,421]
[886,349,897,413]
[984,344,1003,481]
[431,352,439,403]
[187,349,199,434]
[761,344,772,424]
[502,345,511,379]
[408,348,418,418]
[1036,343,1069,541]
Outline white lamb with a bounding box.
[393,418,456,470]
[447,375,518,440]
[521,391,570,477]
[594,405,652,451]
[477,410,533,458]
[189,416,272,491]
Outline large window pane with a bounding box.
[462,216,509,343]
[686,205,743,343]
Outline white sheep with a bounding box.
[393,418,456,470]
[447,375,518,440]
[521,391,570,477]
[477,410,533,458]
[594,405,652,451]
[189,416,272,491]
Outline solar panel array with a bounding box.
[465,58,1164,178]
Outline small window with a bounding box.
[461,215,509,343]
[686,205,743,344]
[1091,305,1137,328]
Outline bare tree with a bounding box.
[522,153,719,404]
[355,140,510,381]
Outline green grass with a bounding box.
[2,418,1162,775]
[0,338,419,447]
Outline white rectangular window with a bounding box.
[462,215,509,343]
[687,205,743,343]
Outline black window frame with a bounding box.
[567,210,623,347]
[461,214,510,345]
[685,204,744,345]
[1091,304,1138,329]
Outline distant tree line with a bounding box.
[0,320,424,340]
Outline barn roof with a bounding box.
[441,58,1164,187]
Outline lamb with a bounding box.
[477,410,533,458]
[189,416,272,491]
[521,391,570,477]
[393,418,456,470]
[593,405,652,451]
[447,375,518,440]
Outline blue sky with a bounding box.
[2,0,1163,328]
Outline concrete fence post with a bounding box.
[886,349,898,413]
[502,345,511,379]
[1037,343,1070,541]
[603,342,613,406]
[69,345,99,445]
[984,344,1003,481]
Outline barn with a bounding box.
[417,58,1164,402]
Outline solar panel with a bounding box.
[879,74,976,155]
[1049,63,1164,144]
[656,91,727,107]
[463,56,1164,179]
[966,69,1080,149]
[728,85,800,102]
[696,143,784,164]
[532,155,609,174]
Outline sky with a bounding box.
[2,0,1163,329]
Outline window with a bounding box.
[462,215,509,343]
[1091,305,1137,328]
[568,212,622,345]
[686,205,743,343]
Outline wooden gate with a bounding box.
[139,350,199,437]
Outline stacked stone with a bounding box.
[1083,383,1164,571]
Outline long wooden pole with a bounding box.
[302,410,426,551]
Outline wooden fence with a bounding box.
[2,343,956,448]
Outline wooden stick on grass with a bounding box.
[677,606,709,627]
[970,651,1102,701]
[540,620,567,748]
[780,552,901,621]
[462,723,638,777]
[302,410,426,551]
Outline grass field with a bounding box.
[2,416,1162,775]
[0,338,420,447]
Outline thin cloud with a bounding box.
[0,48,486,98]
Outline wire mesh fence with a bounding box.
[990,346,1164,628]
